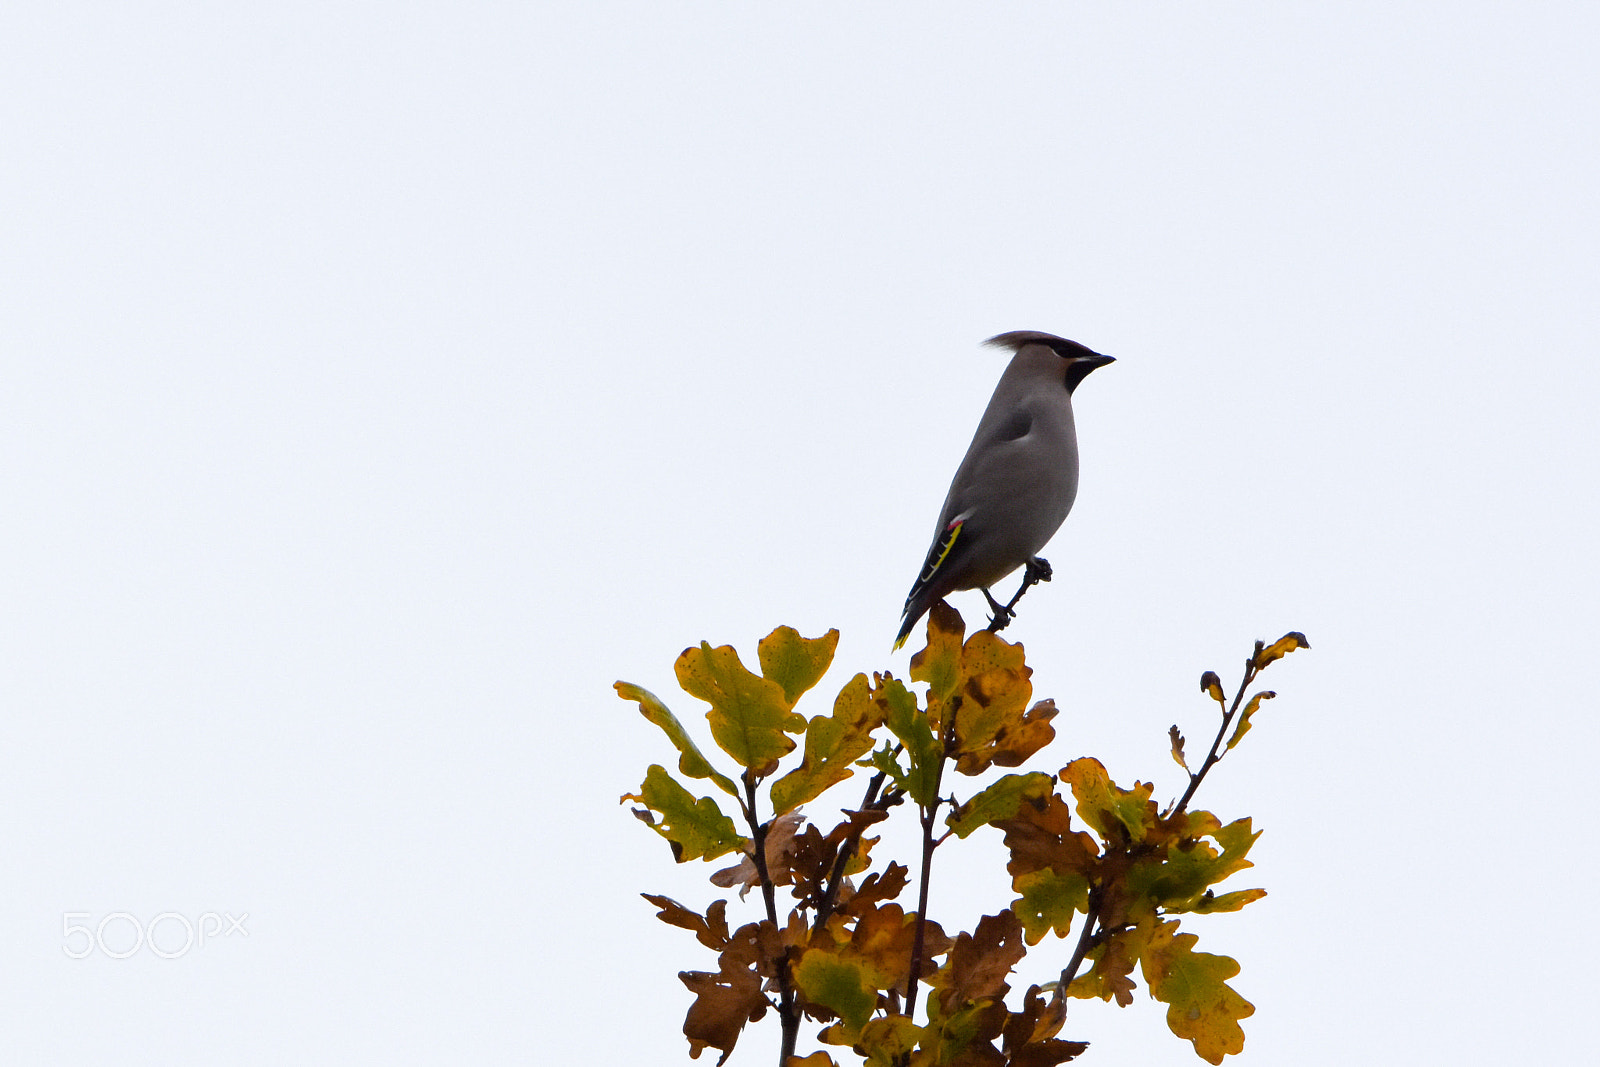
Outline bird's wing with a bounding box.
[894,510,975,650]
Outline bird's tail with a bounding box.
[894,518,966,651]
[892,611,917,652]
[893,588,935,652]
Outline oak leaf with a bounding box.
[758,625,840,705]
[711,810,806,896]
[836,861,910,917]
[616,682,740,797]
[1253,631,1309,670]
[791,947,878,1036]
[677,641,805,774]
[1126,816,1261,912]
[1226,691,1274,751]
[622,764,746,862]
[1141,920,1254,1064]
[771,672,886,814]
[1067,922,1151,1006]
[679,957,768,1063]
[994,792,1099,882]
[947,772,1055,839]
[909,600,967,705]
[1011,868,1090,944]
[840,902,921,991]
[937,910,1025,1014]
[877,676,943,806]
[1181,888,1268,914]
[1002,985,1088,1066]
[641,894,730,951]
[1059,758,1157,845]
[853,1015,923,1065]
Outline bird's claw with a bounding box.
[983,558,1053,633]
[982,588,1016,632]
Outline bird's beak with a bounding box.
[1084,353,1115,368]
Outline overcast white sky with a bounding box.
[2,3,1596,1064]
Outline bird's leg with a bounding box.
[982,587,1015,632]
[985,557,1052,633]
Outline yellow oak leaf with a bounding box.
[1141,920,1255,1064]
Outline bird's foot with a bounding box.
[982,588,1015,632]
[984,558,1052,633]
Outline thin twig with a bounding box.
[744,770,799,1066]
[1058,891,1103,992]
[1172,643,1263,817]
[903,711,955,1016]
[812,750,901,934]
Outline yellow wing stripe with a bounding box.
[918,519,963,585]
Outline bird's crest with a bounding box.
[984,330,1074,353]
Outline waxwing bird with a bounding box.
[894,331,1114,650]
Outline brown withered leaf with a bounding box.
[782,823,837,909]
[1002,983,1065,1049]
[710,811,806,897]
[779,807,894,902]
[1068,923,1149,1007]
[1009,1039,1090,1067]
[718,919,786,979]
[919,922,955,978]
[1169,725,1188,770]
[1003,986,1088,1067]
[823,807,892,847]
[679,957,768,1063]
[995,792,1100,882]
[1199,670,1225,705]
[836,861,910,917]
[641,894,730,952]
[939,911,1026,1013]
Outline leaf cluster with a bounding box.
[617,607,1307,1066]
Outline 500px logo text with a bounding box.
[62,912,249,959]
